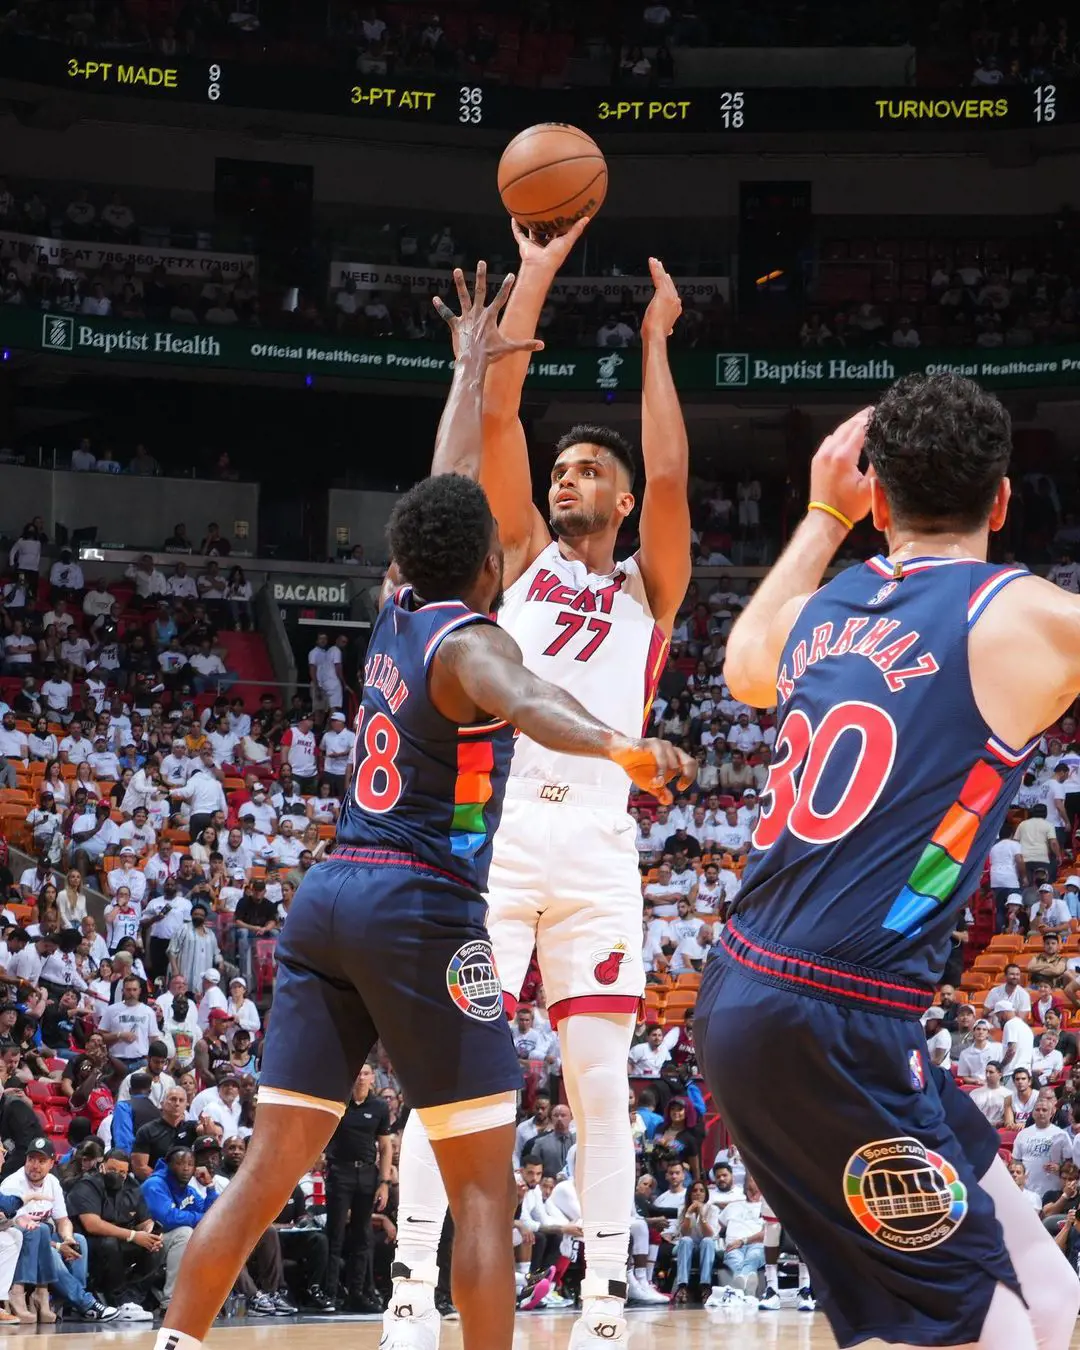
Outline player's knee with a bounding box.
[763,1219,781,1246]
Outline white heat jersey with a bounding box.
[498,540,667,800]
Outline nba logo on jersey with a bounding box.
[445,940,504,1022]
[908,1048,925,1091]
[868,580,899,607]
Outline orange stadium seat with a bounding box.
[987,935,1023,952]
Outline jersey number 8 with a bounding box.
[352,709,404,814]
[752,700,897,851]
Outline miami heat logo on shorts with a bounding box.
[592,945,627,986]
[844,1137,968,1252]
[445,940,504,1022]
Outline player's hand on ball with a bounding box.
[510,215,589,274]
[642,256,682,340]
[809,406,873,529]
[433,260,544,365]
[613,737,697,802]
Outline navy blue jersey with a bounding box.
[735,555,1035,986]
[337,586,515,891]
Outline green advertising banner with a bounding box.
[6,309,1080,394]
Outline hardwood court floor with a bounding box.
[14,1304,1080,1350]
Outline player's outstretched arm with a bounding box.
[480,218,590,582]
[638,256,692,633]
[431,622,696,799]
[429,261,543,480]
[724,409,872,708]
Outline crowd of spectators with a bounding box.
[969,8,1080,85]
[0,506,373,1320]
[0,193,260,329]
[801,230,1080,355]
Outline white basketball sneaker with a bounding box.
[757,1286,781,1312]
[380,1276,441,1350]
[797,1287,817,1312]
[568,1278,628,1350]
[627,1273,669,1305]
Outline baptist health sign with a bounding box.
[41,314,220,358]
[714,352,903,389]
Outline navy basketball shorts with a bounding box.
[696,921,1020,1348]
[260,847,523,1111]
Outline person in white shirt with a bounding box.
[124,556,167,602]
[108,849,148,905]
[996,1003,1036,1080]
[1032,1030,1066,1087]
[105,887,142,952]
[971,1061,1015,1127]
[207,716,238,768]
[189,641,232,694]
[99,975,159,1064]
[197,969,229,1030]
[144,840,181,889]
[988,823,1027,926]
[1012,1098,1064,1199]
[80,915,110,967]
[710,803,752,859]
[117,806,156,857]
[189,1077,243,1137]
[238,785,277,836]
[643,863,685,919]
[88,736,120,780]
[627,1024,677,1077]
[279,715,319,788]
[49,552,85,596]
[694,862,738,918]
[672,1179,721,1300]
[167,564,199,601]
[320,711,354,791]
[1007,1159,1044,1212]
[83,579,114,620]
[0,1141,71,1225]
[957,1019,998,1084]
[170,759,228,834]
[0,711,28,762]
[670,922,714,975]
[983,965,1032,1017]
[59,725,93,765]
[161,743,195,787]
[653,1162,689,1215]
[923,1007,952,1070]
[266,818,304,868]
[726,713,763,755]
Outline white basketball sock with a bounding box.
[981,1155,1080,1350]
[560,1012,637,1291]
[394,1111,447,1278]
[798,1261,810,1289]
[155,1332,202,1350]
[765,1263,779,1291]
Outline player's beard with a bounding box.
[549,504,608,539]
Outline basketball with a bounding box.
[497,123,607,238]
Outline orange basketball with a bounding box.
[497,123,607,238]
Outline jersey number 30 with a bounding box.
[752,700,897,850]
[352,709,403,813]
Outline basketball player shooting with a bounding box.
[150,267,693,1350]
[696,375,1080,1350]
[390,222,691,1350]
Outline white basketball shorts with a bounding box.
[485,780,645,1027]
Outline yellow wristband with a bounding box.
[808,501,854,532]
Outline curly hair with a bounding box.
[387,473,494,601]
[864,373,1011,530]
[554,423,637,489]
